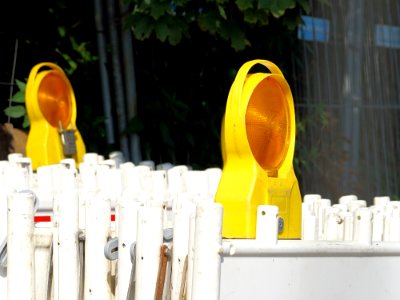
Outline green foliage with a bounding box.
[4,79,30,128]
[125,0,310,51]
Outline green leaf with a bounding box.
[296,0,310,13]
[132,14,154,40]
[277,0,296,10]
[271,8,285,18]
[217,5,227,20]
[150,2,169,20]
[11,90,25,103]
[258,0,274,10]
[168,27,183,45]
[4,105,26,118]
[22,114,30,128]
[155,21,169,42]
[230,28,247,50]
[236,0,253,11]
[57,26,66,37]
[198,11,220,33]
[15,79,26,92]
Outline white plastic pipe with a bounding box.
[34,227,53,300]
[302,213,317,241]
[0,192,6,300]
[325,207,341,241]
[256,205,278,245]
[183,170,209,197]
[151,170,168,204]
[11,157,33,189]
[316,198,331,240]
[54,169,80,300]
[206,167,222,198]
[170,201,196,300]
[116,197,141,300]
[185,202,197,300]
[353,208,372,244]
[191,203,223,300]
[338,194,358,205]
[374,196,390,207]
[343,212,354,241]
[134,204,164,300]
[167,165,188,194]
[84,192,112,299]
[7,190,35,300]
[303,194,321,213]
[372,211,384,242]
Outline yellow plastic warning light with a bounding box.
[26,62,86,170]
[215,59,302,239]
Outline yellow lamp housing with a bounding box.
[25,62,86,170]
[215,59,302,239]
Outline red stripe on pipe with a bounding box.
[34,215,52,222]
[33,215,116,222]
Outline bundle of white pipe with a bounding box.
[0,152,223,300]
[302,194,400,243]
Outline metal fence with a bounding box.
[292,0,400,203]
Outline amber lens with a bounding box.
[245,77,290,171]
[38,72,71,128]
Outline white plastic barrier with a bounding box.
[3,153,400,300]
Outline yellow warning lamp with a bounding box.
[215,59,302,239]
[25,62,86,170]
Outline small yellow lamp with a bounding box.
[25,62,86,170]
[215,59,302,239]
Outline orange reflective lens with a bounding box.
[38,72,72,128]
[245,77,290,172]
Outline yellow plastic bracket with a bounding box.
[25,62,86,170]
[215,59,302,239]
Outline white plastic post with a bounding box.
[7,191,36,300]
[325,207,341,241]
[54,168,80,300]
[338,194,358,205]
[134,204,164,300]
[303,194,321,213]
[353,208,372,244]
[116,197,141,300]
[191,203,223,300]
[374,196,390,207]
[84,192,112,299]
[183,170,209,197]
[60,158,77,170]
[386,208,400,242]
[206,168,222,198]
[11,157,33,189]
[167,166,189,194]
[371,211,385,242]
[0,192,6,299]
[302,213,318,241]
[0,161,10,191]
[170,201,196,300]
[348,200,367,213]
[186,205,197,300]
[302,195,320,241]
[34,227,53,300]
[151,170,168,205]
[317,198,331,240]
[256,205,279,245]
[97,164,122,208]
[343,212,354,241]
[83,152,100,165]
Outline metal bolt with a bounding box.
[278,217,284,233]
